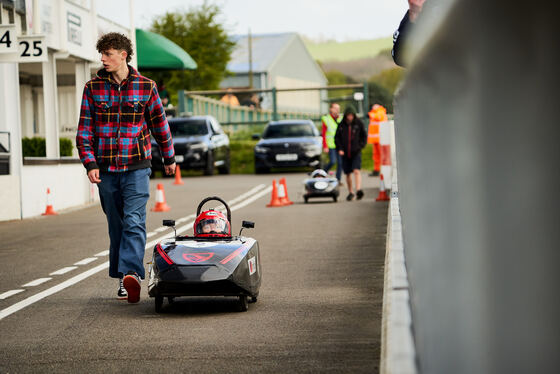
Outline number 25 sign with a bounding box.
[17,35,47,63]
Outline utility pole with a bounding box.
[248,28,253,89]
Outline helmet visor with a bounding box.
[196,218,228,235]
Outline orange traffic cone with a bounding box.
[151,183,171,211]
[376,174,390,201]
[266,180,283,207]
[173,165,184,185]
[278,178,294,205]
[42,188,58,215]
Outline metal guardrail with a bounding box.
[178,83,369,127]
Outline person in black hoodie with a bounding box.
[335,106,368,201]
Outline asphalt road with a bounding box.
[0,172,388,373]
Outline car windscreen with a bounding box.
[169,120,209,136]
[263,123,315,138]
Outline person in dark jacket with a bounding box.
[392,0,426,67]
[335,106,367,201]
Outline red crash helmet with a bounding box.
[193,209,231,237]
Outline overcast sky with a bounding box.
[97,0,408,41]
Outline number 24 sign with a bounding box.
[0,26,47,63]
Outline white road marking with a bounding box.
[0,183,269,321]
[0,262,109,321]
[74,257,98,266]
[22,278,52,287]
[49,266,78,276]
[0,290,25,300]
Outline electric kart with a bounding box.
[303,169,340,203]
[148,196,261,313]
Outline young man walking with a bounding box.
[322,102,342,182]
[76,33,175,303]
[335,107,367,201]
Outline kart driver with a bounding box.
[201,219,226,234]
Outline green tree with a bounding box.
[370,67,406,95]
[325,70,356,100]
[144,2,235,102]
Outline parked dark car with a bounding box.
[151,115,230,176]
[253,120,322,174]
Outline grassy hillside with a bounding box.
[305,37,393,62]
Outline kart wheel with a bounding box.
[155,295,164,313]
[167,297,175,304]
[237,295,249,312]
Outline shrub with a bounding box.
[59,138,73,157]
[22,137,74,157]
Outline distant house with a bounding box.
[220,33,327,114]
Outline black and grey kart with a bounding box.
[303,169,340,203]
[148,197,261,312]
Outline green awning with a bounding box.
[136,29,197,71]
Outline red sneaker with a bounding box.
[123,273,141,303]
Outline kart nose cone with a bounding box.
[314,181,329,190]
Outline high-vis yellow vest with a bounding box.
[322,114,341,149]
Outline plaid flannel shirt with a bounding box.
[76,66,175,172]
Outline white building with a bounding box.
[220,33,328,114]
[0,0,136,221]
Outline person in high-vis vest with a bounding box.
[367,104,388,177]
[322,102,342,181]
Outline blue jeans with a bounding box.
[324,148,342,181]
[98,168,151,279]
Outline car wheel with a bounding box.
[237,295,249,312]
[332,195,338,202]
[304,196,309,204]
[155,295,164,313]
[218,152,230,175]
[204,151,214,176]
[150,168,156,179]
[249,296,258,303]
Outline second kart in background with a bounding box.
[302,169,340,203]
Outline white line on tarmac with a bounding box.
[0,290,25,300]
[49,266,78,276]
[94,250,109,257]
[74,257,98,266]
[0,183,270,321]
[22,278,52,287]
[0,262,109,321]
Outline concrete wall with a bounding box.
[0,175,21,221]
[392,0,560,373]
[21,163,97,219]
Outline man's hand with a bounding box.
[338,150,344,156]
[323,147,329,153]
[164,163,176,176]
[408,0,426,22]
[87,169,101,184]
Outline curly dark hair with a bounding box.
[96,32,133,63]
